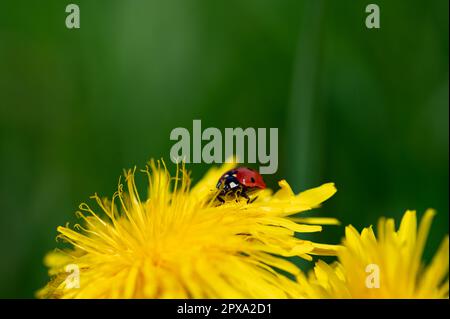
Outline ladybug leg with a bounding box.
[234,188,242,202]
[249,196,258,204]
[241,191,251,203]
[217,195,225,204]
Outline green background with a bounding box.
[0,0,448,298]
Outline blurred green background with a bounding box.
[0,0,448,298]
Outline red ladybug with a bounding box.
[216,167,266,203]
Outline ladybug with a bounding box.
[216,167,266,203]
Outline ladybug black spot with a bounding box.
[250,177,255,183]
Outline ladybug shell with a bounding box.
[234,167,266,189]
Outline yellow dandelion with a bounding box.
[37,160,339,299]
[297,210,449,298]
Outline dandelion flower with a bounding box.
[38,160,338,298]
[297,210,449,298]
